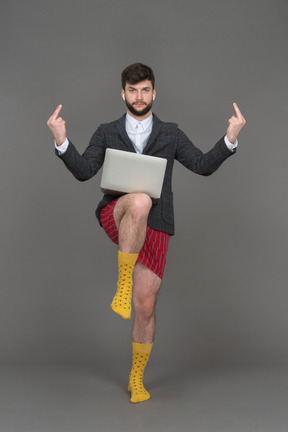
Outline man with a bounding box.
[47,63,246,403]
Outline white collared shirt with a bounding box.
[125,112,153,154]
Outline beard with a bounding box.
[125,100,153,117]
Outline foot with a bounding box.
[128,380,151,403]
[110,261,133,319]
[110,252,138,320]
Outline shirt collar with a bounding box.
[126,112,153,131]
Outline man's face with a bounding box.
[122,80,156,119]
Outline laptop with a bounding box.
[100,148,167,199]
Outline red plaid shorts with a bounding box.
[100,198,170,279]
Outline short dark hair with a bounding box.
[121,63,155,89]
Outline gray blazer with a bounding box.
[56,113,235,235]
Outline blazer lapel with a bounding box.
[142,113,162,154]
[116,114,136,153]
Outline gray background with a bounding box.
[1,0,288,431]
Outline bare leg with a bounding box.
[113,193,152,253]
[132,263,162,343]
[128,263,162,403]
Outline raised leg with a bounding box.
[110,193,152,319]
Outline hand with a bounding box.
[47,104,67,146]
[226,102,246,144]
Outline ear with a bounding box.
[153,90,156,100]
[121,91,125,101]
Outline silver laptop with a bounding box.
[100,148,167,199]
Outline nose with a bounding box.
[136,90,143,100]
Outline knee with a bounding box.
[128,193,152,220]
[134,296,155,321]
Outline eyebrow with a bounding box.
[128,86,151,90]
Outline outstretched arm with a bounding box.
[175,102,246,175]
[47,104,106,181]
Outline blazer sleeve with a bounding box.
[175,129,235,176]
[55,126,106,181]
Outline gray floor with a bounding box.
[0,362,287,432]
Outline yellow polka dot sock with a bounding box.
[110,250,138,320]
[128,342,153,403]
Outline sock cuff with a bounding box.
[132,342,153,354]
[118,250,139,265]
